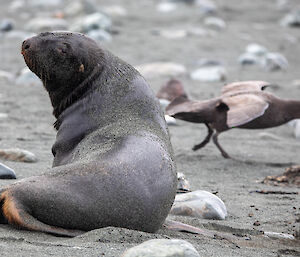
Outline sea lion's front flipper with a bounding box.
[222,94,269,128]
[0,190,83,237]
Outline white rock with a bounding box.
[170,190,227,220]
[265,231,295,240]
[0,163,16,179]
[87,29,112,42]
[0,148,38,163]
[280,10,300,27]
[156,2,177,13]
[0,70,14,82]
[191,66,226,82]
[262,52,288,71]
[165,115,177,126]
[25,18,68,32]
[246,43,268,56]
[70,12,112,33]
[0,113,8,119]
[103,5,127,16]
[122,239,200,257]
[159,99,171,110]
[16,67,42,87]
[136,62,186,79]
[204,17,226,30]
[195,0,217,14]
[159,29,187,39]
[238,53,260,66]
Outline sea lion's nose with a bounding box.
[22,39,31,52]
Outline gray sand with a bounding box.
[0,0,299,256]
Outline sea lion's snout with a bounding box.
[21,38,33,56]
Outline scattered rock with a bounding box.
[0,19,14,32]
[191,66,226,82]
[187,27,212,37]
[170,190,227,220]
[159,99,171,110]
[253,221,261,226]
[262,165,300,187]
[30,0,63,8]
[64,0,97,17]
[121,239,200,257]
[0,113,8,119]
[262,52,288,71]
[289,119,300,138]
[135,62,186,79]
[16,67,42,87]
[0,148,38,163]
[0,70,15,82]
[25,18,68,32]
[238,53,260,66]
[70,12,112,33]
[258,132,282,141]
[158,29,187,39]
[280,9,300,27]
[156,2,177,13]
[87,29,112,42]
[103,5,127,16]
[0,163,16,179]
[195,0,217,14]
[177,172,191,192]
[264,231,295,240]
[165,115,177,126]
[204,17,226,30]
[246,43,268,56]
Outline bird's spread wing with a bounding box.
[222,94,269,127]
[221,81,270,96]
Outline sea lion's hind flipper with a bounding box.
[0,191,83,237]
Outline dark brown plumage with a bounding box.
[164,80,300,158]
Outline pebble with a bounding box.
[280,9,300,27]
[246,43,268,56]
[159,99,171,110]
[103,5,127,16]
[0,19,14,32]
[177,172,191,192]
[195,0,217,14]
[238,53,260,66]
[16,67,42,87]
[135,62,187,79]
[288,119,300,139]
[165,115,177,126]
[204,17,226,30]
[87,29,112,42]
[70,12,112,33]
[262,52,288,71]
[64,0,97,17]
[0,148,38,163]
[264,231,295,240]
[0,113,8,119]
[0,163,17,179]
[190,66,226,82]
[0,70,15,82]
[170,190,227,220]
[25,18,68,32]
[158,29,187,39]
[121,239,200,257]
[156,2,177,13]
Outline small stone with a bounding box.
[246,43,268,56]
[204,17,226,30]
[280,10,300,27]
[238,53,260,66]
[262,52,288,71]
[187,27,211,37]
[156,2,177,13]
[121,239,200,257]
[170,190,227,220]
[25,18,68,32]
[177,172,191,192]
[0,163,16,179]
[253,221,260,226]
[0,70,15,82]
[248,213,254,217]
[190,66,226,82]
[0,148,38,163]
[264,231,295,240]
[103,5,127,16]
[0,113,8,119]
[159,99,171,110]
[87,29,112,42]
[165,115,177,126]
[288,119,300,139]
[135,62,186,79]
[195,0,217,14]
[70,12,112,33]
[16,67,42,87]
[159,29,187,39]
[259,132,282,141]
[64,0,97,17]
[0,19,14,32]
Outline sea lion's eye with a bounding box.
[57,47,67,54]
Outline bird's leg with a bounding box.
[212,132,231,159]
[192,124,213,151]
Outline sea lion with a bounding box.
[0,32,177,237]
[165,80,300,158]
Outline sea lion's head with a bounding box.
[21,31,103,93]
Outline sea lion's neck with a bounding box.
[284,99,300,120]
[49,64,104,119]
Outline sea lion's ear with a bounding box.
[79,64,84,73]
[216,101,229,112]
